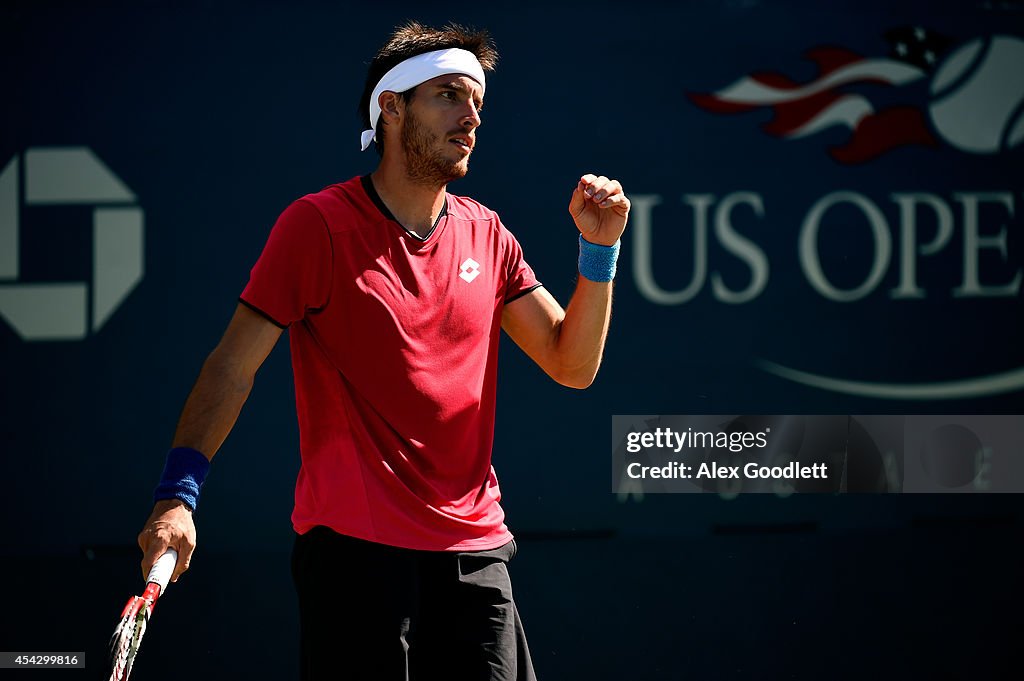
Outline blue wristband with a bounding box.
[578,235,620,282]
[153,447,211,511]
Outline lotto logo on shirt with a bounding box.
[459,258,481,283]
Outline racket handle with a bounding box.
[146,548,178,593]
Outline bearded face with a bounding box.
[399,96,472,187]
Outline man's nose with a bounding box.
[461,100,481,128]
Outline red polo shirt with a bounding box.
[240,176,541,551]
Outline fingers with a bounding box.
[576,175,627,208]
[138,528,168,580]
[138,500,197,583]
[569,173,630,244]
[174,540,195,583]
[568,179,589,219]
[570,175,609,217]
[595,191,629,213]
[581,174,619,201]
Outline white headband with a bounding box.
[360,48,486,151]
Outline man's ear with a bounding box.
[379,91,402,126]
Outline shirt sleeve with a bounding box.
[239,199,332,327]
[499,219,542,303]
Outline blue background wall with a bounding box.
[1,1,1021,678]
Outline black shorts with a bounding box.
[291,526,537,681]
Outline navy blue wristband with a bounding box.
[153,447,211,512]
[578,235,620,282]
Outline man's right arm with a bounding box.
[137,302,285,582]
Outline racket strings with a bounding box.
[109,596,154,681]
[108,551,175,681]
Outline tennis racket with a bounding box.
[108,548,178,681]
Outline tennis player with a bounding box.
[137,21,629,680]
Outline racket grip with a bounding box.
[147,548,178,593]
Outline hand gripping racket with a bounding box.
[108,548,178,681]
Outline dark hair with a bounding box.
[359,21,498,155]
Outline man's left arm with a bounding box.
[501,173,629,389]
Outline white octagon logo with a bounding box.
[0,147,144,341]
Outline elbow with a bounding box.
[550,365,599,390]
[562,376,596,390]
[539,324,604,389]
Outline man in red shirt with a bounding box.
[138,21,629,681]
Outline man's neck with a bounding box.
[370,161,447,238]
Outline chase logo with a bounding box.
[0,147,143,341]
[690,29,1024,163]
[459,257,481,283]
